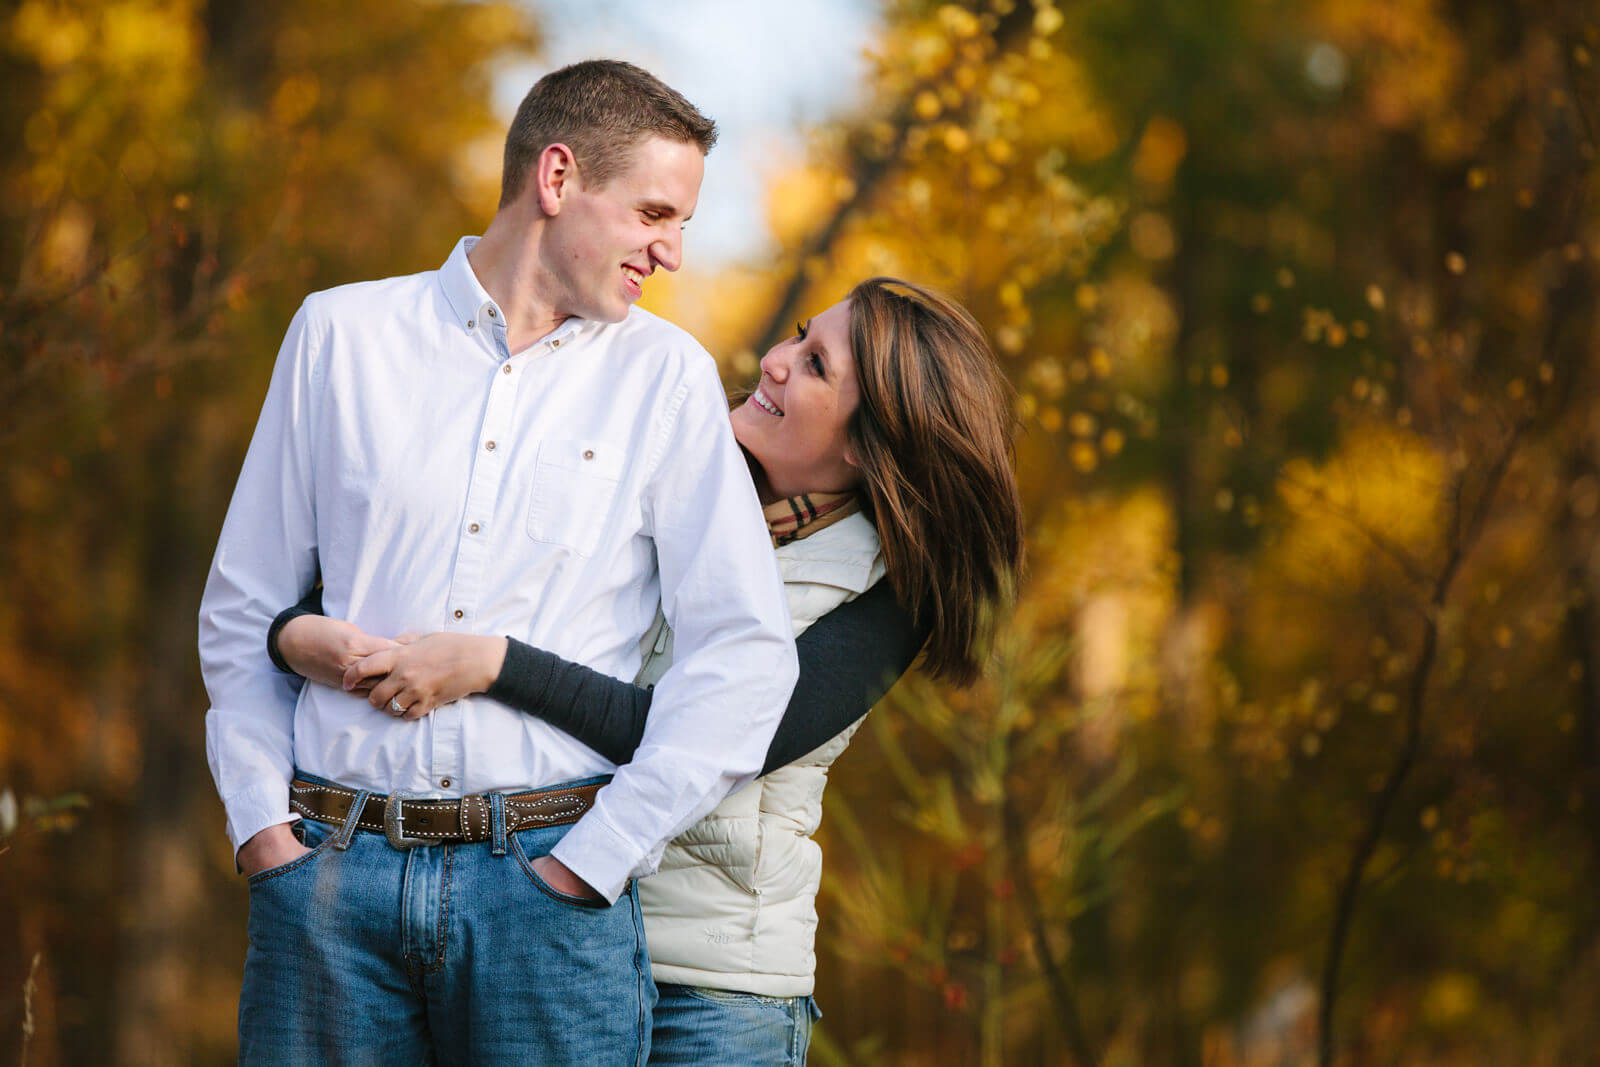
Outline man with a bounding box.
[199,60,797,1064]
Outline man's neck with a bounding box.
[468,207,571,351]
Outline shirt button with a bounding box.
[551,338,562,348]
[583,449,595,460]
[502,364,512,375]
[440,778,452,788]
[466,319,475,330]
[453,609,464,619]
[485,440,496,451]
[468,522,480,534]
[486,307,497,319]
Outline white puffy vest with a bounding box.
[631,511,885,996]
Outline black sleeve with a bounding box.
[486,579,928,776]
[267,585,325,673]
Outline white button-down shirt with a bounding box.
[199,237,797,901]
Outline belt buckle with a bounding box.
[384,789,433,850]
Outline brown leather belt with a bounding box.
[290,777,603,850]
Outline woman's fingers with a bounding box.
[349,633,399,659]
[345,647,397,694]
[395,632,422,645]
[368,672,405,712]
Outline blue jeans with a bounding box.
[238,779,654,1066]
[649,983,820,1065]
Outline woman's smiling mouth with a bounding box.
[752,386,784,416]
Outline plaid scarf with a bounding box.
[764,491,861,548]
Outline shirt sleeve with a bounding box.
[549,360,799,902]
[199,300,323,857]
[488,579,926,774]
[267,585,324,673]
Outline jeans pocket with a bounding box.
[508,831,613,911]
[246,819,333,888]
[684,987,788,1010]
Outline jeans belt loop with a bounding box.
[333,789,372,851]
[490,792,507,856]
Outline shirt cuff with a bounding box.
[549,810,642,905]
[224,784,298,859]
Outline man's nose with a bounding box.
[650,224,683,273]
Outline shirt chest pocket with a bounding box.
[526,439,626,556]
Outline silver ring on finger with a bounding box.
[389,697,407,716]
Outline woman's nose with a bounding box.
[759,346,790,382]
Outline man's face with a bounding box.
[542,135,704,322]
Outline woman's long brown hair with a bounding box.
[846,278,1024,684]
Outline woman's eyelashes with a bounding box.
[789,322,825,378]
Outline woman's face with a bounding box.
[731,298,862,504]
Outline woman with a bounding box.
[272,277,1024,1064]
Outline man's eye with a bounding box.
[642,211,662,223]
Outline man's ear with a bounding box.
[534,143,578,216]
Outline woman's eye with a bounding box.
[809,353,825,377]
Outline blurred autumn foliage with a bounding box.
[4,0,1599,1064]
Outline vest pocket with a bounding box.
[526,438,624,556]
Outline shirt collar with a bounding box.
[763,491,861,548]
[437,236,587,351]
[439,236,494,331]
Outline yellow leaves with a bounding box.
[1272,422,1446,595]
[11,1,90,68]
[1421,973,1481,1027]
[273,73,322,128]
[1068,440,1097,471]
[1033,5,1065,37]
[914,90,943,121]
[1132,116,1188,188]
[1130,211,1176,260]
[937,4,982,39]
[1445,251,1466,275]
[102,1,195,73]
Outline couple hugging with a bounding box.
[199,59,1023,1065]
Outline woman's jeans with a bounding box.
[237,789,655,1066]
[649,982,820,1066]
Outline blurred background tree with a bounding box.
[1,1,536,1061]
[4,0,1598,1063]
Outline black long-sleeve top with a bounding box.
[268,580,926,776]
